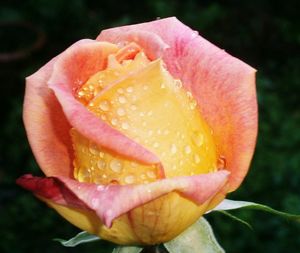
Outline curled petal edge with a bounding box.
[17,170,229,228]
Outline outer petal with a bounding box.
[47,40,161,166]
[24,57,73,177]
[97,17,258,191]
[17,170,229,228]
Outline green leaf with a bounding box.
[212,199,300,222]
[112,246,143,253]
[54,231,100,247]
[164,217,225,253]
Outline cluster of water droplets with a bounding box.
[72,54,221,186]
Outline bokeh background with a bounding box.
[1,0,299,252]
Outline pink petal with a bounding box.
[97,17,257,191]
[17,170,229,228]
[48,39,161,166]
[24,57,73,177]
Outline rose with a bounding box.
[17,17,257,245]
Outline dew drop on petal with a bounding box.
[118,95,127,104]
[111,118,118,126]
[192,132,204,147]
[89,142,99,155]
[153,142,159,148]
[117,108,126,116]
[117,88,124,94]
[124,175,135,184]
[110,159,123,173]
[170,144,177,154]
[130,105,137,111]
[146,171,156,179]
[99,100,110,111]
[126,86,133,93]
[97,160,106,170]
[194,154,201,164]
[121,122,129,130]
[184,145,192,154]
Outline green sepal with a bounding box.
[212,199,300,222]
[112,245,143,253]
[216,210,253,230]
[164,217,225,253]
[53,231,100,247]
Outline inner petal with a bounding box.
[72,45,217,185]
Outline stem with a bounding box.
[142,245,169,253]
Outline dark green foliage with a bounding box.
[0,0,299,252]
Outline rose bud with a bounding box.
[17,17,257,245]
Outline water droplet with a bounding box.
[110,159,123,173]
[191,30,199,38]
[111,118,118,126]
[139,112,145,117]
[117,88,124,94]
[78,91,85,97]
[157,129,162,135]
[153,142,159,148]
[117,108,126,116]
[147,111,153,116]
[143,85,149,90]
[189,100,197,110]
[130,105,137,111]
[121,122,129,130]
[99,100,110,111]
[102,174,107,179]
[174,80,182,89]
[89,142,99,155]
[170,144,177,154]
[142,121,147,126]
[163,129,170,135]
[99,152,105,158]
[101,114,107,121]
[126,86,133,93]
[186,91,193,100]
[194,154,201,164]
[184,145,192,154]
[148,130,153,136]
[118,95,127,104]
[160,83,166,89]
[124,175,135,184]
[147,171,156,179]
[97,160,106,170]
[192,132,204,147]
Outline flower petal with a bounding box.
[24,57,73,177]
[97,17,258,191]
[47,39,161,165]
[17,170,229,228]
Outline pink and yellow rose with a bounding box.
[17,17,257,245]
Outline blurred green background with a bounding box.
[1,0,299,252]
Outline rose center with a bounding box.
[71,42,218,185]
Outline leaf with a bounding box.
[212,199,300,222]
[164,217,225,253]
[112,246,143,253]
[217,210,253,230]
[53,231,100,247]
